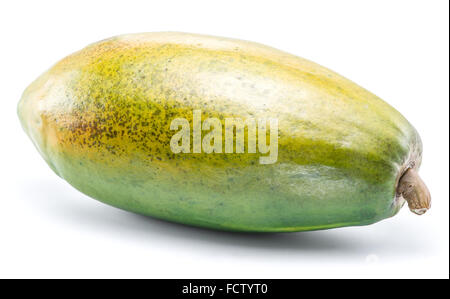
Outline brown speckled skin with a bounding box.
[18,32,422,231]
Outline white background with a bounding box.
[0,0,448,279]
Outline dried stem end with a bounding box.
[397,168,431,215]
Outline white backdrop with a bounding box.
[0,0,448,278]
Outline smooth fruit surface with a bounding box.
[18,32,423,232]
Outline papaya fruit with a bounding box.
[18,32,431,232]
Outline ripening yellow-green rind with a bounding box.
[18,32,422,232]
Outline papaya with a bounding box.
[18,32,431,232]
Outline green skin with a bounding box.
[18,32,422,232]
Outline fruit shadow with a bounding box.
[18,177,428,257]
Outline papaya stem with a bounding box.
[397,168,431,215]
